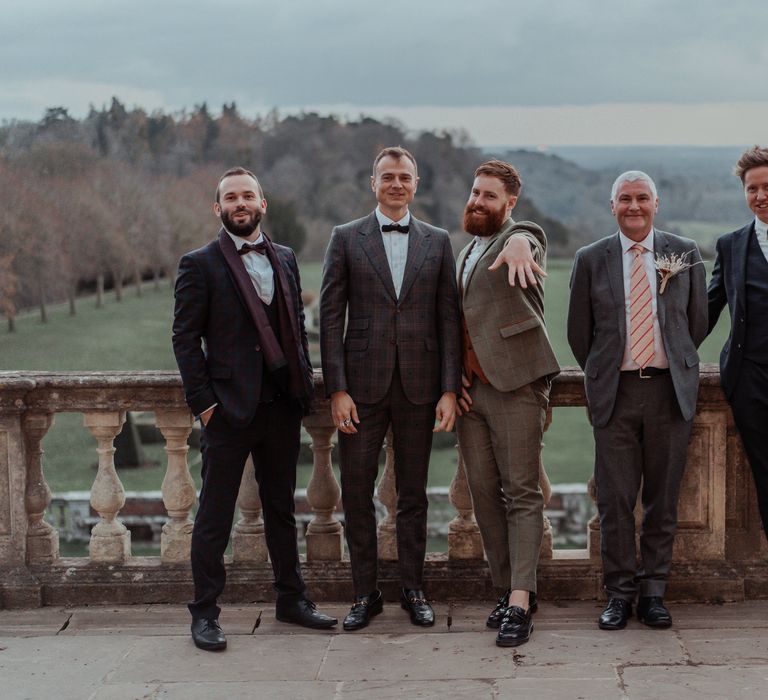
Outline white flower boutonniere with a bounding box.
[654,251,704,294]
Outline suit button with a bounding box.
[255,345,261,351]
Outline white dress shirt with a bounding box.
[461,235,494,291]
[619,229,669,370]
[754,217,768,264]
[375,207,410,299]
[227,229,274,304]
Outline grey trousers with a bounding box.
[456,377,548,593]
[593,372,692,601]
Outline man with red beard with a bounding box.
[455,160,560,647]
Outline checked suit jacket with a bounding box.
[320,211,461,405]
[172,231,313,428]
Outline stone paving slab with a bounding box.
[496,676,624,699]
[0,607,72,637]
[622,664,768,699]
[679,628,768,665]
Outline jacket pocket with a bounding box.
[347,318,370,331]
[499,316,540,338]
[209,366,232,379]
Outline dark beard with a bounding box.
[463,204,507,237]
[221,208,262,237]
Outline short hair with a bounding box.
[610,171,657,202]
[734,146,768,183]
[215,166,263,202]
[474,159,522,196]
[372,146,418,177]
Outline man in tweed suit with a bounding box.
[567,171,707,631]
[320,146,461,631]
[455,160,560,647]
[173,167,336,651]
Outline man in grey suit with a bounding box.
[456,160,560,647]
[567,171,707,631]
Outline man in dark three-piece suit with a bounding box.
[567,171,707,631]
[707,145,768,543]
[320,146,461,631]
[173,167,336,651]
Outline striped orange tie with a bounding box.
[629,244,655,368]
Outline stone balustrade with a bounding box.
[0,367,766,609]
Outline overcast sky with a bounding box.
[1,0,765,146]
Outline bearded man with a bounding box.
[455,159,560,647]
[173,167,337,652]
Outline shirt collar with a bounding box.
[375,206,411,229]
[755,217,768,239]
[619,228,655,254]
[226,229,264,250]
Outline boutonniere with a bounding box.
[654,251,704,294]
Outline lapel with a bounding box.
[398,217,431,303]
[604,233,626,341]
[359,212,398,302]
[653,229,669,331]
[456,241,472,300]
[215,231,252,317]
[732,222,753,307]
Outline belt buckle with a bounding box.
[638,367,652,379]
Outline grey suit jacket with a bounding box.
[567,229,708,428]
[320,211,461,405]
[457,219,560,391]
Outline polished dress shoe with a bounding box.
[191,617,227,651]
[495,605,533,647]
[598,598,632,630]
[400,588,435,627]
[487,590,538,629]
[637,596,672,628]
[343,590,384,631]
[275,598,338,629]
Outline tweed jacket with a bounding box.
[457,219,560,391]
[567,229,708,428]
[172,234,312,427]
[707,221,755,400]
[320,211,461,405]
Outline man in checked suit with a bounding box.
[173,167,336,651]
[707,146,768,543]
[567,171,707,631]
[455,159,560,647]
[320,146,461,631]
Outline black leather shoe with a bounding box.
[598,598,632,630]
[400,588,435,627]
[191,618,227,651]
[487,590,538,629]
[495,605,533,647]
[343,590,384,631]
[637,596,672,628]
[275,598,338,629]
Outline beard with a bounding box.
[221,207,262,237]
[463,203,507,237]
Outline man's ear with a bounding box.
[213,202,222,217]
[507,194,518,214]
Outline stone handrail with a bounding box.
[1,366,766,608]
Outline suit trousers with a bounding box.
[729,359,768,540]
[593,372,691,601]
[188,397,306,620]
[338,362,436,595]
[456,378,547,594]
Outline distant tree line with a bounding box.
[0,98,571,329]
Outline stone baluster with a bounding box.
[83,411,130,562]
[304,424,343,561]
[448,445,484,560]
[233,456,268,562]
[539,406,554,559]
[155,409,196,563]
[376,427,398,560]
[23,412,59,564]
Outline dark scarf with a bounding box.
[217,229,312,406]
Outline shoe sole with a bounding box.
[401,601,435,626]
[275,613,338,630]
[343,600,384,631]
[598,620,628,630]
[495,623,533,647]
[638,616,672,629]
[192,639,227,651]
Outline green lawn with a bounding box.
[1,260,732,493]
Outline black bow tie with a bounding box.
[238,241,268,255]
[381,223,409,234]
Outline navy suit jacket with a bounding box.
[708,221,755,400]
[172,234,312,428]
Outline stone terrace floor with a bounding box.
[2,600,768,699]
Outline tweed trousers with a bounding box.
[456,377,548,593]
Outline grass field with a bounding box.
[0,258,731,494]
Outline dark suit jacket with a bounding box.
[707,221,754,400]
[320,212,461,405]
[172,234,312,428]
[567,229,708,428]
